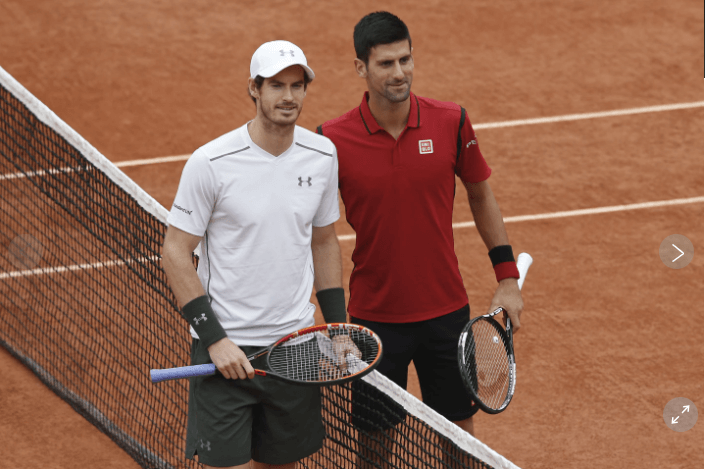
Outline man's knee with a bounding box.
[452,415,474,436]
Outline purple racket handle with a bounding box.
[150,363,217,383]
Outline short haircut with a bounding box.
[248,71,312,105]
[353,11,412,65]
[248,75,266,105]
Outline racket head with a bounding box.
[265,323,383,386]
[458,311,516,414]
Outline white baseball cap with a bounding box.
[250,40,315,81]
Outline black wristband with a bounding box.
[488,245,515,267]
[316,287,347,324]
[181,295,227,348]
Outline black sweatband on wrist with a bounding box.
[488,245,515,267]
[316,287,347,324]
[181,295,227,348]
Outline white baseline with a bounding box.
[472,101,703,130]
[2,198,701,277]
[113,101,704,168]
[337,196,704,241]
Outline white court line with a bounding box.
[336,196,704,241]
[115,155,191,168]
[0,256,159,280]
[3,198,700,278]
[0,166,80,181]
[473,101,703,130]
[112,101,704,168]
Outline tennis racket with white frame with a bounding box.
[458,252,533,414]
[151,323,382,386]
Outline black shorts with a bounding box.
[351,304,479,424]
[185,339,325,467]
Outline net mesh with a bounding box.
[0,66,516,469]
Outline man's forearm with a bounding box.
[311,234,343,291]
[162,244,205,308]
[311,228,346,323]
[465,180,510,251]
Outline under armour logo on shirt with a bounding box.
[298,176,312,187]
[193,314,207,325]
[199,439,211,451]
[280,49,295,57]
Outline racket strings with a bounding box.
[465,320,513,410]
[267,327,379,382]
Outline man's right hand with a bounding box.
[207,338,255,380]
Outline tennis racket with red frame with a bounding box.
[458,252,533,414]
[151,323,382,386]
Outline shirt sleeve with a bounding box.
[166,149,216,237]
[312,146,341,227]
[454,108,492,183]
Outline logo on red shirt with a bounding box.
[419,139,434,154]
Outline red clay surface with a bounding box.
[0,0,703,468]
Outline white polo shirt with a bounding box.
[167,123,340,346]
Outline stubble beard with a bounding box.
[382,79,411,103]
[259,101,301,129]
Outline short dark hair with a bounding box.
[248,72,313,105]
[248,75,266,105]
[353,11,411,65]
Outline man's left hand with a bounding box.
[487,278,524,333]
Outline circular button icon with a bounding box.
[663,397,698,432]
[659,234,694,269]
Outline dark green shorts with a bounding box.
[185,339,325,467]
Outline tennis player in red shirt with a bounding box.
[317,11,524,439]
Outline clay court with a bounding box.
[0,0,702,468]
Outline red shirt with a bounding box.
[318,92,491,323]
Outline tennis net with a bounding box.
[0,65,517,469]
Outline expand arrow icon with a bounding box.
[672,244,684,262]
[683,405,690,413]
[672,416,679,424]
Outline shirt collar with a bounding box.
[358,91,421,135]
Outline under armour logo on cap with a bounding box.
[280,49,295,57]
